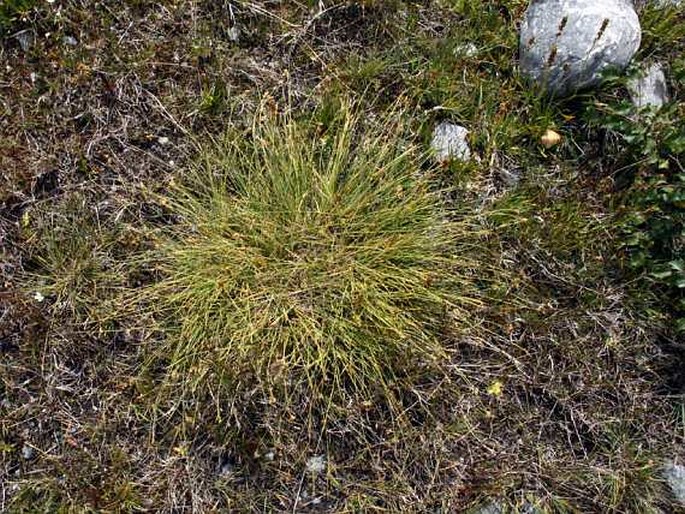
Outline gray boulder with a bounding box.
[627,62,670,110]
[431,122,471,163]
[520,0,642,96]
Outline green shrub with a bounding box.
[135,102,492,416]
[584,63,685,330]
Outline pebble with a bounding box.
[22,444,35,460]
[627,62,670,110]
[453,42,479,58]
[431,121,472,163]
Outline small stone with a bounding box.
[22,444,35,460]
[454,42,479,58]
[263,450,275,461]
[158,136,170,145]
[62,35,78,46]
[664,462,685,505]
[627,62,670,110]
[519,0,641,96]
[431,122,471,163]
[305,455,326,475]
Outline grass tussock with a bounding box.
[3,2,684,511]
[137,101,491,414]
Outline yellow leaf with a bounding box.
[487,380,504,397]
[173,444,189,457]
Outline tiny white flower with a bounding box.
[305,455,326,474]
[33,292,45,302]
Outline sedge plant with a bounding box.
[136,101,493,422]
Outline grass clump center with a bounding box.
[141,104,484,408]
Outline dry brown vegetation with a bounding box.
[1,1,684,512]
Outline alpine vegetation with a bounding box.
[136,102,490,418]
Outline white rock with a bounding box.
[519,0,642,96]
[22,444,35,460]
[664,462,685,505]
[627,62,670,109]
[431,122,471,163]
[454,42,479,58]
